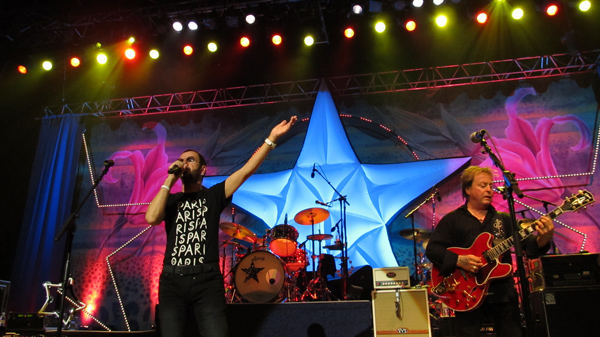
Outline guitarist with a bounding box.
[425,166,554,337]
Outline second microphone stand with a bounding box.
[312,166,350,300]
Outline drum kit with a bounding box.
[399,228,432,285]
[219,207,341,303]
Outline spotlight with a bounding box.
[96,53,108,64]
[545,4,559,16]
[304,35,314,46]
[578,1,591,11]
[70,57,81,67]
[207,42,218,52]
[435,15,448,27]
[240,36,251,47]
[433,0,444,5]
[172,21,183,32]
[124,48,136,60]
[344,27,355,38]
[128,37,135,44]
[405,20,417,31]
[188,21,198,30]
[183,45,194,55]
[476,12,488,24]
[272,34,282,45]
[512,8,524,20]
[352,4,363,14]
[149,49,160,59]
[42,61,52,70]
[245,14,256,24]
[17,65,27,74]
[412,0,424,8]
[375,21,386,33]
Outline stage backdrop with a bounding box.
[13,73,600,331]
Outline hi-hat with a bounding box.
[219,222,259,243]
[399,228,432,241]
[324,241,344,250]
[307,234,333,241]
[294,208,330,225]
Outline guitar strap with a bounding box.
[491,212,507,247]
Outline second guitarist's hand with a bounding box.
[457,254,484,273]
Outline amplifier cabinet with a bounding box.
[372,288,431,337]
[530,287,600,336]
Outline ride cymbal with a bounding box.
[399,228,432,241]
[294,208,330,225]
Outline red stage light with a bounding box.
[344,27,355,38]
[240,36,251,47]
[70,57,81,67]
[17,65,27,74]
[405,20,417,32]
[183,45,194,55]
[546,4,559,16]
[272,34,282,46]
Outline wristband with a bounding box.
[264,138,276,148]
[161,185,170,191]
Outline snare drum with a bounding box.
[269,224,299,257]
[283,248,309,272]
[234,251,285,303]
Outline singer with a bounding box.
[145,115,297,337]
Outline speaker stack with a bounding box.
[371,267,432,337]
[528,253,600,336]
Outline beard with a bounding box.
[181,169,201,186]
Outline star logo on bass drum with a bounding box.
[242,261,264,283]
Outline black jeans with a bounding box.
[454,300,523,337]
[158,264,228,337]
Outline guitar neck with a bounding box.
[485,206,565,261]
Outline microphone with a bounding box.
[470,129,487,143]
[103,159,115,167]
[315,200,331,207]
[167,166,181,174]
[311,163,316,178]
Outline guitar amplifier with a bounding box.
[373,267,411,289]
[529,253,600,290]
[371,288,431,337]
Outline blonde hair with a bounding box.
[461,166,493,199]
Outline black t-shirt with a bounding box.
[163,181,231,266]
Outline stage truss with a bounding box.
[43,50,600,118]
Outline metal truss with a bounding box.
[43,50,600,118]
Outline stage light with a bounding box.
[42,61,52,70]
[412,0,424,8]
[125,48,136,60]
[183,45,194,55]
[375,21,386,33]
[352,4,363,14]
[17,65,27,74]
[272,34,282,45]
[344,27,355,38]
[208,42,218,52]
[70,57,81,67]
[304,35,315,46]
[476,12,488,24]
[545,4,559,16]
[433,0,444,5]
[405,20,417,31]
[240,36,251,47]
[579,1,591,11]
[149,49,160,59]
[512,8,524,20]
[97,53,108,64]
[172,21,183,32]
[435,15,448,27]
[245,14,256,24]
[188,21,198,30]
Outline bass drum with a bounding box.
[234,251,285,303]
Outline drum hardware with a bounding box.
[301,254,338,301]
[294,208,330,280]
[324,239,344,251]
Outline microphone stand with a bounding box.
[313,168,350,300]
[53,160,113,336]
[405,191,437,284]
[477,139,534,337]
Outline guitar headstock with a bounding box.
[561,190,595,212]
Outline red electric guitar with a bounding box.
[429,190,594,312]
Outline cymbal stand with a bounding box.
[312,166,350,300]
[405,190,438,285]
[302,240,336,301]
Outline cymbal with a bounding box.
[294,208,330,225]
[307,234,333,241]
[399,228,432,241]
[219,222,259,243]
[324,241,344,250]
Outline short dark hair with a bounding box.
[461,166,493,199]
[182,149,207,166]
